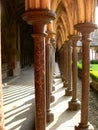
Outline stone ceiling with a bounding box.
[51,0,97,49]
[1,0,98,49]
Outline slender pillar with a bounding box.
[46,30,55,103]
[63,41,68,88]
[74,23,97,130]
[61,45,65,87]
[51,37,56,91]
[46,34,54,123]
[49,43,55,102]
[52,38,56,77]
[23,10,56,130]
[59,46,64,80]
[68,35,81,110]
[65,40,72,96]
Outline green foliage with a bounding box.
[77,62,82,70]
[90,64,98,71]
[90,60,98,64]
[77,62,98,82]
[78,60,82,64]
[90,70,98,81]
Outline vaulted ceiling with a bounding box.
[51,0,97,49]
[1,0,98,49]
[1,0,24,27]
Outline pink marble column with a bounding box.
[65,40,72,96]
[59,46,65,81]
[74,23,97,130]
[63,41,68,88]
[22,10,56,130]
[68,35,81,110]
[62,44,66,82]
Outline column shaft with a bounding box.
[68,36,80,110]
[33,25,46,130]
[80,34,90,126]
[74,23,97,130]
[49,44,55,102]
[64,42,68,88]
[22,10,56,130]
[46,42,54,122]
[72,39,77,100]
[65,41,72,96]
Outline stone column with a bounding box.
[65,40,72,96]
[7,33,16,76]
[51,37,56,91]
[61,45,65,82]
[22,10,56,130]
[59,46,64,80]
[46,30,55,103]
[49,43,55,102]
[49,36,56,92]
[58,49,62,74]
[7,22,20,76]
[74,23,97,130]
[46,34,54,123]
[52,38,56,77]
[68,35,81,110]
[13,24,21,76]
[63,41,68,88]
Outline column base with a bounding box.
[46,112,54,123]
[53,79,55,84]
[68,99,81,110]
[13,61,21,76]
[75,123,94,130]
[63,82,68,88]
[62,77,65,82]
[52,86,55,91]
[65,89,72,96]
[7,69,13,76]
[50,95,55,103]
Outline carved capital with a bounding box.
[74,23,98,46]
[71,35,81,47]
[23,9,56,37]
[74,23,97,35]
[22,9,56,26]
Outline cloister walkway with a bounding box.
[2,63,98,130]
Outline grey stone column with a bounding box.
[46,37,54,122]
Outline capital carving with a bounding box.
[71,35,81,47]
[22,9,56,26]
[74,23,97,34]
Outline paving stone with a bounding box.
[2,64,98,130]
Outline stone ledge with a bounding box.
[90,79,98,91]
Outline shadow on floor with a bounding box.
[5,97,35,130]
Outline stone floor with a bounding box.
[2,63,98,130]
[3,66,35,130]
